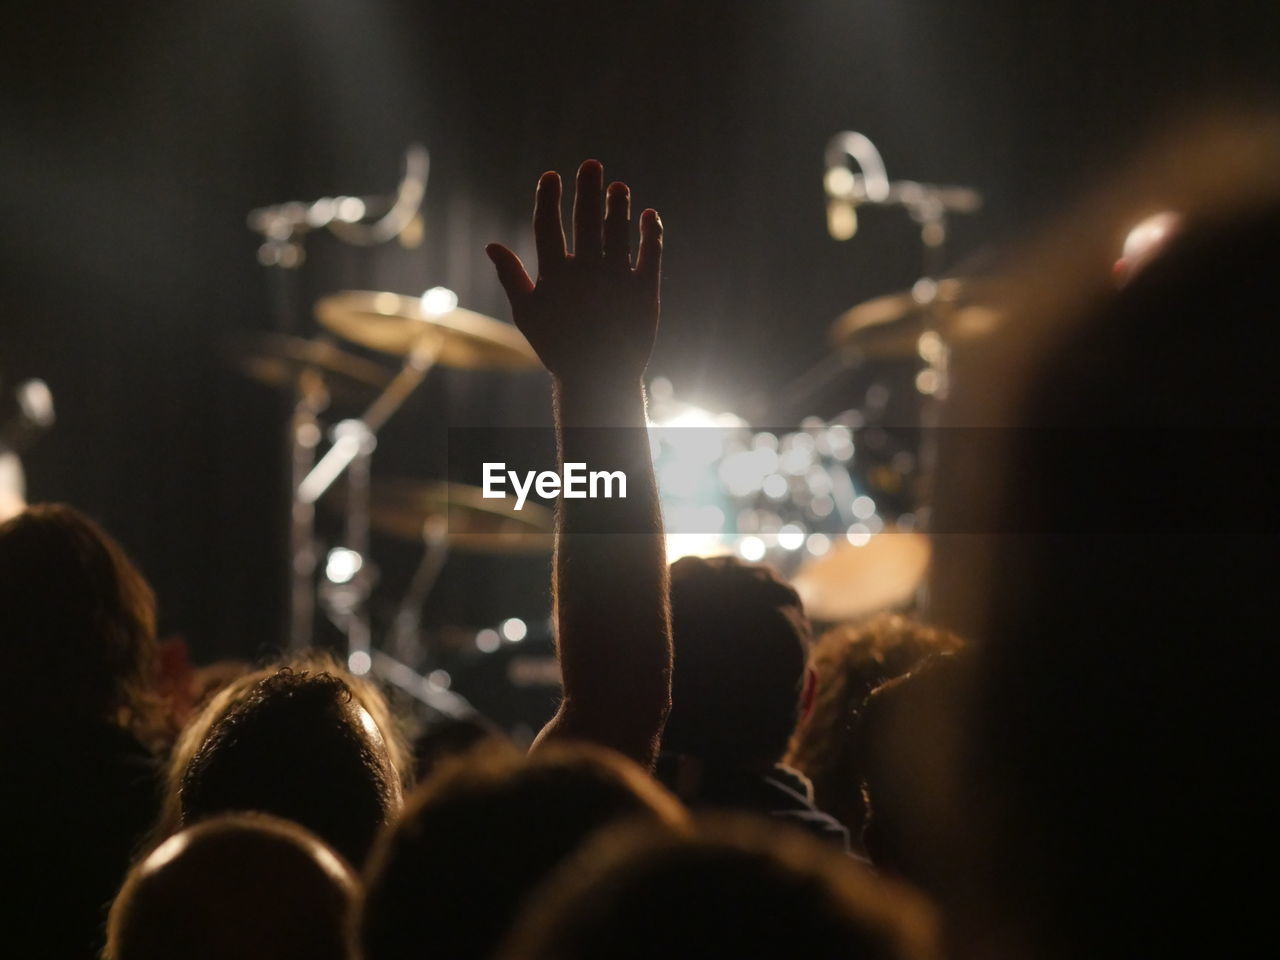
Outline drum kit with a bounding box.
[230,133,994,716]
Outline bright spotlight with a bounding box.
[420,286,459,316]
[501,617,528,642]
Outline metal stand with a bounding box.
[246,144,430,653]
[299,336,442,676]
[822,132,983,614]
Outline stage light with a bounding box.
[778,523,806,550]
[846,523,872,547]
[348,650,372,675]
[739,536,767,561]
[427,669,451,691]
[335,196,367,223]
[501,617,528,642]
[915,369,941,395]
[761,473,789,500]
[852,494,876,519]
[826,425,855,461]
[806,532,832,556]
[420,286,458,316]
[476,628,501,653]
[325,547,363,584]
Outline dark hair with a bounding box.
[787,615,963,840]
[663,556,811,765]
[932,129,1280,956]
[0,502,159,734]
[360,743,688,960]
[179,668,402,866]
[498,815,938,960]
[855,653,972,899]
[106,814,356,960]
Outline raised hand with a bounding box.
[485,159,672,768]
[486,159,662,385]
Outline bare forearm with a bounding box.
[487,159,670,765]
[539,377,671,764]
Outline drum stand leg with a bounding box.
[296,338,452,697]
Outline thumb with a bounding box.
[486,243,534,304]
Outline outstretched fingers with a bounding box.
[572,159,604,261]
[603,181,632,269]
[634,208,663,298]
[534,171,566,277]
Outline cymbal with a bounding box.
[791,530,930,622]
[830,279,1000,360]
[315,290,539,370]
[229,333,394,404]
[366,478,553,554]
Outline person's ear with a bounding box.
[800,666,818,724]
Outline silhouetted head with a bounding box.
[411,714,506,783]
[360,743,688,960]
[663,555,812,767]
[106,814,356,960]
[499,815,938,960]
[0,502,158,734]
[787,615,964,841]
[178,665,404,866]
[930,117,1280,957]
[856,653,972,900]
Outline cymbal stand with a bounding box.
[822,131,983,530]
[246,144,430,652]
[389,516,450,666]
[298,336,442,676]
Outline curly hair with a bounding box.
[149,652,410,866]
[0,503,160,737]
[785,615,963,841]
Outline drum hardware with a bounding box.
[296,302,536,694]
[823,130,984,404]
[1,377,55,522]
[821,130,988,617]
[361,478,553,552]
[791,529,932,624]
[247,145,432,656]
[247,144,430,269]
[313,290,539,370]
[227,333,394,407]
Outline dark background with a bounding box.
[3,0,1277,662]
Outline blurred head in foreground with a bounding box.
[499,815,938,960]
[165,655,408,867]
[360,743,688,960]
[787,614,964,841]
[106,814,356,960]
[0,502,159,736]
[929,113,1280,957]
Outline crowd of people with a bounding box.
[2,128,1277,959]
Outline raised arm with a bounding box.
[486,159,670,767]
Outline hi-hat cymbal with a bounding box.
[365,478,553,554]
[315,290,539,370]
[229,333,395,403]
[830,279,1000,361]
[791,530,930,622]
